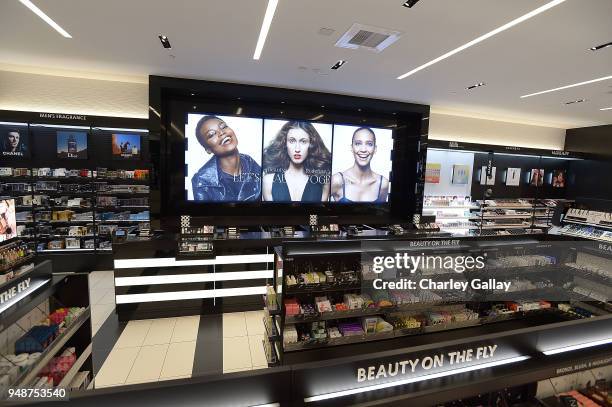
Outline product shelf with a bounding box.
[284,282,361,295]
[10,307,91,388]
[563,219,612,231]
[57,343,92,388]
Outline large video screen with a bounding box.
[0,199,17,243]
[262,120,332,202]
[331,125,392,203]
[184,113,394,204]
[185,114,263,202]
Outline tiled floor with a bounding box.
[88,270,116,336]
[87,271,269,387]
[222,311,268,373]
[94,316,200,387]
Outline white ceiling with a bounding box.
[1,0,611,128]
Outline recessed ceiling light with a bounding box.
[193,106,197,110]
[466,82,486,90]
[158,34,171,49]
[402,0,421,8]
[19,0,72,38]
[190,92,195,96]
[397,0,567,79]
[253,0,279,60]
[589,41,612,51]
[331,60,347,70]
[600,107,612,111]
[236,107,243,115]
[521,74,612,98]
[564,98,586,105]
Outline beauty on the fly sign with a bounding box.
[357,345,499,383]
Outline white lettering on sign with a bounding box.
[39,113,87,121]
[0,278,32,304]
[356,345,499,383]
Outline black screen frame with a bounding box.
[150,76,430,229]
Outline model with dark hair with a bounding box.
[1,129,27,156]
[262,121,331,202]
[191,115,261,202]
[331,127,389,203]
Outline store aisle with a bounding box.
[94,316,199,387]
[90,306,270,388]
[88,270,116,336]
[222,311,268,373]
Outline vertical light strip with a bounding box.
[521,75,612,98]
[253,0,279,60]
[397,0,567,79]
[19,0,72,38]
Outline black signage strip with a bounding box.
[0,109,147,129]
[427,139,587,160]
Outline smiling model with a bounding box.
[331,127,389,203]
[191,115,262,202]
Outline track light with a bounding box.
[564,98,586,105]
[466,82,486,90]
[158,34,171,49]
[402,0,421,8]
[589,41,612,51]
[331,60,347,70]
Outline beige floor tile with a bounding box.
[114,320,152,349]
[95,347,140,387]
[223,336,252,371]
[126,344,169,383]
[91,323,101,337]
[89,287,111,304]
[158,375,191,382]
[124,377,158,385]
[143,318,177,345]
[223,366,252,374]
[96,289,116,305]
[248,335,268,368]
[160,341,196,378]
[222,312,247,338]
[244,311,265,336]
[90,302,115,326]
[170,316,200,343]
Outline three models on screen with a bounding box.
[331,127,389,203]
[185,113,393,203]
[262,121,331,202]
[191,115,262,202]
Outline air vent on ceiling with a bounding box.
[335,23,401,53]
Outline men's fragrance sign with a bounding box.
[357,345,499,382]
[0,278,31,305]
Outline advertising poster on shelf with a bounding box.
[425,163,441,184]
[0,124,30,158]
[331,125,392,203]
[56,131,88,159]
[185,113,263,202]
[480,166,496,185]
[451,164,470,185]
[552,169,566,188]
[112,134,141,159]
[0,199,17,243]
[262,120,332,202]
[530,168,544,187]
[506,168,521,186]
